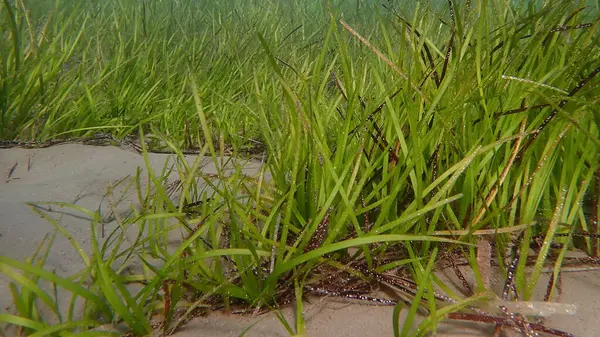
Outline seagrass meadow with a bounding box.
[1,0,600,336]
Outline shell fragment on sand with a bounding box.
[494,300,577,317]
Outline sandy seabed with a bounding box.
[1,144,599,337]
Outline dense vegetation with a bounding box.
[1,0,599,336]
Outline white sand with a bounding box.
[1,144,599,337]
